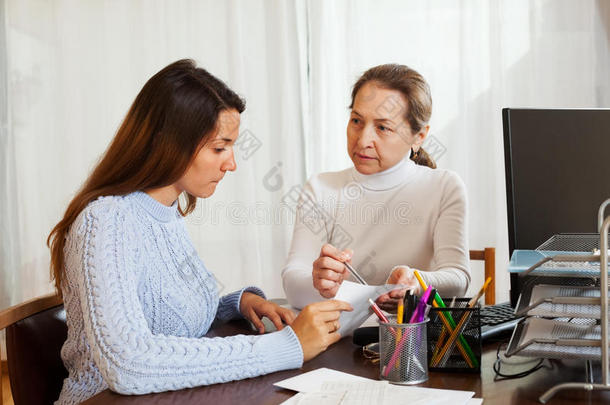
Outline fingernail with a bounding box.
[339,253,347,261]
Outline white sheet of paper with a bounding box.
[385,385,473,405]
[273,368,371,393]
[274,368,475,405]
[334,281,402,336]
[280,387,483,405]
[281,392,345,405]
[296,391,347,405]
[321,381,387,404]
[280,391,482,405]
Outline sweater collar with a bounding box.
[130,191,180,223]
[350,157,415,191]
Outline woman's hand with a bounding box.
[375,266,420,312]
[312,243,353,298]
[239,292,297,334]
[291,300,353,362]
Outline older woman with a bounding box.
[282,64,470,311]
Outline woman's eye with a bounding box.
[351,118,360,124]
[378,125,387,131]
[214,148,226,153]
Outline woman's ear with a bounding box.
[411,125,430,152]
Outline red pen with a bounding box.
[368,298,389,323]
[369,298,397,340]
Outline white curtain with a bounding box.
[1,1,609,356]
[0,0,309,317]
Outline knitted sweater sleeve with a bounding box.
[216,286,266,322]
[70,204,303,395]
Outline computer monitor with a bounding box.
[502,108,610,305]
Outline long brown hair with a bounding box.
[350,64,436,169]
[47,59,245,293]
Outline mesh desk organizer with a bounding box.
[505,200,610,403]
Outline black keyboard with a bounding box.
[480,302,522,341]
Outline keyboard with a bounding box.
[480,302,522,341]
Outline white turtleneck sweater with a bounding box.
[281,158,470,309]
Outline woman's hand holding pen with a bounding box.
[240,293,297,334]
[375,265,420,312]
[291,300,353,361]
[312,243,354,298]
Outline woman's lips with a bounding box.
[356,153,376,160]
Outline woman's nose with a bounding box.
[223,150,237,172]
[356,125,375,148]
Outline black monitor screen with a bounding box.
[503,108,610,255]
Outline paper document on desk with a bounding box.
[384,385,473,405]
[321,381,387,404]
[275,368,477,405]
[280,392,483,405]
[274,368,370,393]
[279,392,347,405]
[334,281,401,336]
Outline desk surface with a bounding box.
[83,320,610,405]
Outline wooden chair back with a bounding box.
[469,247,496,305]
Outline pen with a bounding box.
[413,270,478,368]
[432,294,455,358]
[383,293,428,377]
[368,298,398,340]
[409,286,435,323]
[401,287,434,374]
[404,291,417,321]
[467,277,492,309]
[384,292,431,377]
[427,289,438,305]
[431,277,492,367]
[422,288,437,320]
[402,290,416,373]
[345,262,368,285]
[397,300,404,324]
[395,296,405,370]
[368,298,389,323]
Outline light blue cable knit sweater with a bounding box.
[55,191,303,404]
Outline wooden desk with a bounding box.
[83,320,610,405]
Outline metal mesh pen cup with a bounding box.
[379,316,429,385]
[427,298,481,372]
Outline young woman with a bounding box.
[48,59,351,405]
[282,64,470,311]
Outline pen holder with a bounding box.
[426,298,481,372]
[379,316,429,385]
